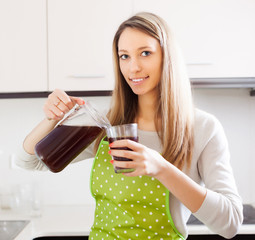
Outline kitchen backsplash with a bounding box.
[0,89,254,208]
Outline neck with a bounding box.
[137,93,159,131]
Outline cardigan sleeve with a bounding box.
[193,115,243,239]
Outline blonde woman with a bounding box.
[17,12,243,239]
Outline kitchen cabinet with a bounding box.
[47,0,133,91]
[133,0,255,79]
[0,0,47,92]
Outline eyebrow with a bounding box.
[118,46,152,53]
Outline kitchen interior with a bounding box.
[0,0,255,239]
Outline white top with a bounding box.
[15,108,243,239]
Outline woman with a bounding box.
[17,12,243,239]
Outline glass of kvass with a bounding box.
[106,123,138,173]
[34,101,111,173]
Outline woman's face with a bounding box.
[118,27,163,97]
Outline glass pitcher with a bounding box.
[34,101,110,173]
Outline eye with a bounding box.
[119,54,129,60]
[141,51,151,57]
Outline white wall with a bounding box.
[0,90,254,207]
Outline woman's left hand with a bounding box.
[109,139,167,178]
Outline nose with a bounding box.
[129,57,142,73]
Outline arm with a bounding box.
[109,116,243,238]
[16,89,88,170]
[23,89,84,154]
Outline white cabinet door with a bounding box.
[134,0,255,78]
[48,0,133,91]
[0,0,47,92]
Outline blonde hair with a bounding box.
[95,12,194,170]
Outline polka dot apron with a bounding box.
[89,138,184,240]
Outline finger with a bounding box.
[70,96,85,106]
[110,148,141,161]
[113,159,139,170]
[53,89,74,110]
[109,139,141,152]
[43,102,64,120]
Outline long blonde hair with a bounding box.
[95,12,194,170]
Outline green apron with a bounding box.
[89,138,185,240]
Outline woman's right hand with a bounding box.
[43,89,85,121]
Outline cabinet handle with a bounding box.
[69,75,105,79]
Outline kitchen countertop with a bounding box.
[0,204,254,240]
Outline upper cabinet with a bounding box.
[47,0,133,91]
[0,0,47,92]
[1,0,254,95]
[134,0,255,78]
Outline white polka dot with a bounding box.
[149,226,152,229]
[151,177,155,181]
[98,164,101,167]
[163,192,166,196]
[144,183,148,186]
[150,191,153,194]
[131,204,134,207]
[126,186,129,189]
[137,211,140,214]
[162,205,165,208]
[119,191,122,194]
[101,172,104,175]
[143,205,147,208]
[149,212,153,215]
[157,185,160,188]
[115,183,118,186]
[143,218,146,222]
[143,196,146,199]
[104,159,107,162]
[121,177,124,181]
[138,188,141,191]
[156,219,159,222]
[131,194,134,197]
[132,180,136,183]
[102,151,104,154]
[156,198,159,201]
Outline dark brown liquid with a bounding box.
[108,136,138,173]
[35,125,102,172]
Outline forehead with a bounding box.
[118,27,160,51]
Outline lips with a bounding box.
[129,76,149,82]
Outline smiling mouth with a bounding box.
[130,76,149,82]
